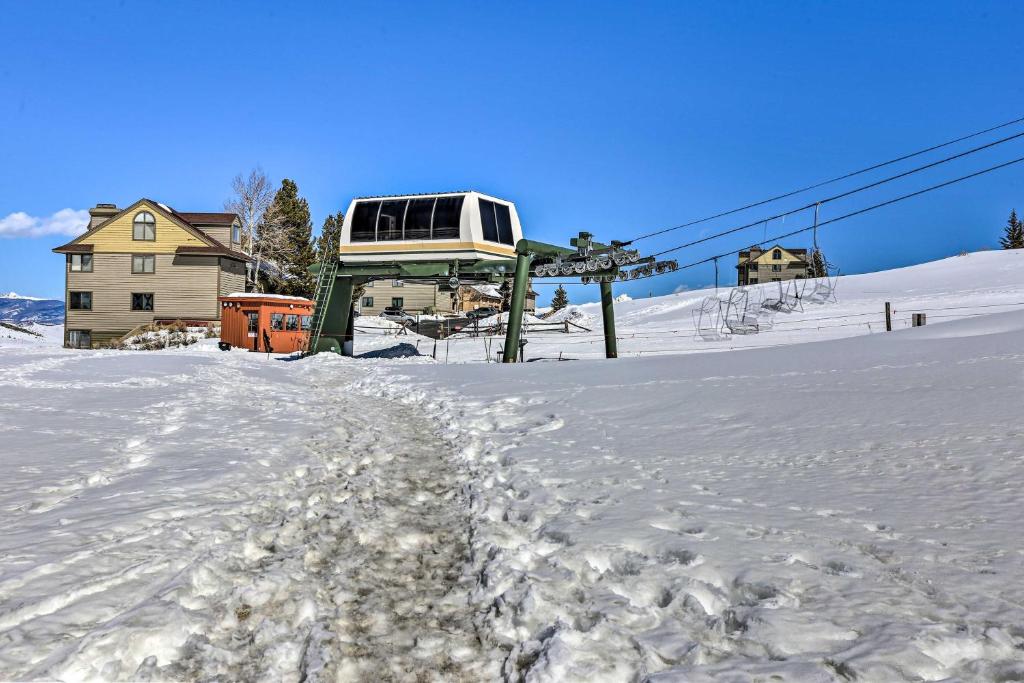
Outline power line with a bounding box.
[625,128,1024,247]
[625,113,1024,243]
[661,155,1024,269]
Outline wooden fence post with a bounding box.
[885,302,892,332]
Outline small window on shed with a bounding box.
[247,312,259,334]
[431,196,463,239]
[271,313,284,330]
[285,314,298,331]
[300,315,312,330]
[351,201,381,242]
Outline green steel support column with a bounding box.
[502,251,533,363]
[600,279,618,359]
[317,275,354,355]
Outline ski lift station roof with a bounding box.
[339,191,524,263]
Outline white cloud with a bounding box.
[0,208,89,239]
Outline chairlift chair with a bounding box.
[693,295,730,341]
[722,288,759,335]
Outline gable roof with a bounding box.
[736,244,808,268]
[53,199,248,261]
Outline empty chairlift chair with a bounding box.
[804,262,841,305]
[693,296,729,341]
[722,288,759,335]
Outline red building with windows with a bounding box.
[218,294,314,353]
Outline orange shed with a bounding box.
[218,294,314,353]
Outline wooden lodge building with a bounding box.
[53,199,250,348]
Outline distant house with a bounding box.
[53,200,250,348]
[737,245,809,286]
[456,282,537,314]
[356,280,536,315]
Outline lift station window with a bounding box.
[350,195,465,242]
[478,198,515,245]
[432,196,463,239]
[378,200,406,241]
[351,201,381,242]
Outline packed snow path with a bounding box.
[0,348,499,681]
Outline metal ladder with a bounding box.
[305,256,338,355]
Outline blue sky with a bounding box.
[1,1,1022,302]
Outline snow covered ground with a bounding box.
[357,250,1024,363]
[2,251,1024,681]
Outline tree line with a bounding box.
[225,167,342,298]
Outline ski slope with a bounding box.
[1,250,1023,681]
[357,250,1024,363]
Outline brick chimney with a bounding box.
[88,203,118,229]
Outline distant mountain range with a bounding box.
[0,292,64,324]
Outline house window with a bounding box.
[69,254,93,272]
[232,224,241,243]
[772,249,782,260]
[771,264,782,272]
[285,314,298,331]
[69,291,92,310]
[748,264,758,273]
[362,296,374,307]
[392,280,404,287]
[771,277,781,282]
[749,278,759,284]
[271,313,284,330]
[300,315,312,330]
[133,212,156,241]
[247,312,259,334]
[131,293,154,311]
[132,254,156,273]
[66,330,92,349]
[391,297,404,309]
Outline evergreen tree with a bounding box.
[262,179,315,297]
[809,248,828,278]
[498,278,512,312]
[551,284,569,311]
[317,211,344,260]
[999,209,1024,249]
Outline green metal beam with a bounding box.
[600,279,618,359]
[317,275,355,356]
[502,251,533,363]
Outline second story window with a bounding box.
[772,248,782,260]
[132,255,156,273]
[70,254,93,272]
[232,223,241,244]
[133,212,156,241]
[69,291,92,310]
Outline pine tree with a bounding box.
[999,209,1024,250]
[261,179,315,297]
[551,284,569,311]
[809,248,828,278]
[317,211,344,260]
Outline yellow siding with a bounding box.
[86,201,206,253]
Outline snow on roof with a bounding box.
[223,292,312,302]
[469,283,501,298]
